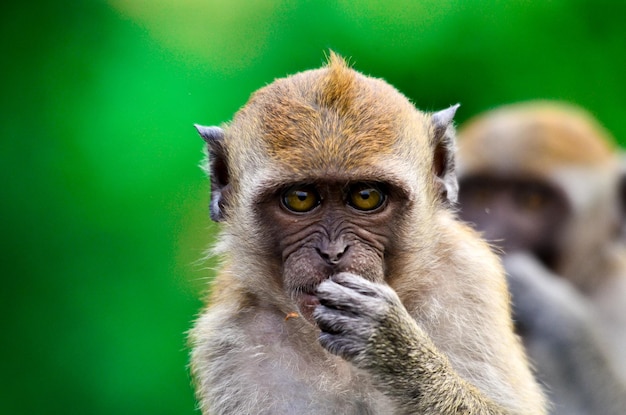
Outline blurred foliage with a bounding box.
[1,0,624,413]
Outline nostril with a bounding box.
[315,247,330,261]
[334,246,348,260]
[316,243,349,265]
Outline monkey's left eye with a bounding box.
[348,183,386,211]
[517,190,546,211]
[515,183,550,212]
[282,186,321,213]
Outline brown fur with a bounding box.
[226,52,424,181]
[458,101,617,175]
[190,55,546,414]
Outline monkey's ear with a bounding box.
[431,104,460,205]
[195,124,230,222]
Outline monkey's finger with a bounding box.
[332,272,400,304]
[314,304,374,335]
[330,273,380,296]
[316,278,373,310]
[318,332,364,362]
[317,281,390,321]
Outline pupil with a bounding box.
[297,192,307,201]
[360,191,370,200]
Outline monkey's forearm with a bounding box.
[366,307,508,415]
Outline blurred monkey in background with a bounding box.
[619,154,626,241]
[456,101,626,414]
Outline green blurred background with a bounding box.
[1,0,624,413]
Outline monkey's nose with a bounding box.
[316,241,349,265]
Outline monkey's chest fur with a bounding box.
[193,302,396,415]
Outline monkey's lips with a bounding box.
[295,292,320,324]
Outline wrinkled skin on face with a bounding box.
[255,180,409,323]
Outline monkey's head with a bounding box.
[457,101,622,290]
[196,53,459,323]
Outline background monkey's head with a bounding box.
[196,53,460,322]
[457,101,622,291]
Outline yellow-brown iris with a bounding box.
[349,184,385,211]
[282,186,320,213]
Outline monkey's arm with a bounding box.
[504,252,626,415]
[314,273,509,415]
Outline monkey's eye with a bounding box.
[515,183,549,212]
[348,183,385,211]
[282,186,321,213]
[517,190,545,211]
[473,188,493,205]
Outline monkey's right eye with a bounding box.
[470,186,492,204]
[281,187,321,213]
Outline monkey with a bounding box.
[189,53,546,415]
[456,101,626,414]
[619,154,626,241]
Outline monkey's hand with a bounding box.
[314,273,510,413]
[313,272,422,368]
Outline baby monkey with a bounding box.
[189,54,546,414]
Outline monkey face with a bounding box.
[196,54,460,326]
[458,175,569,269]
[255,180,408,323]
